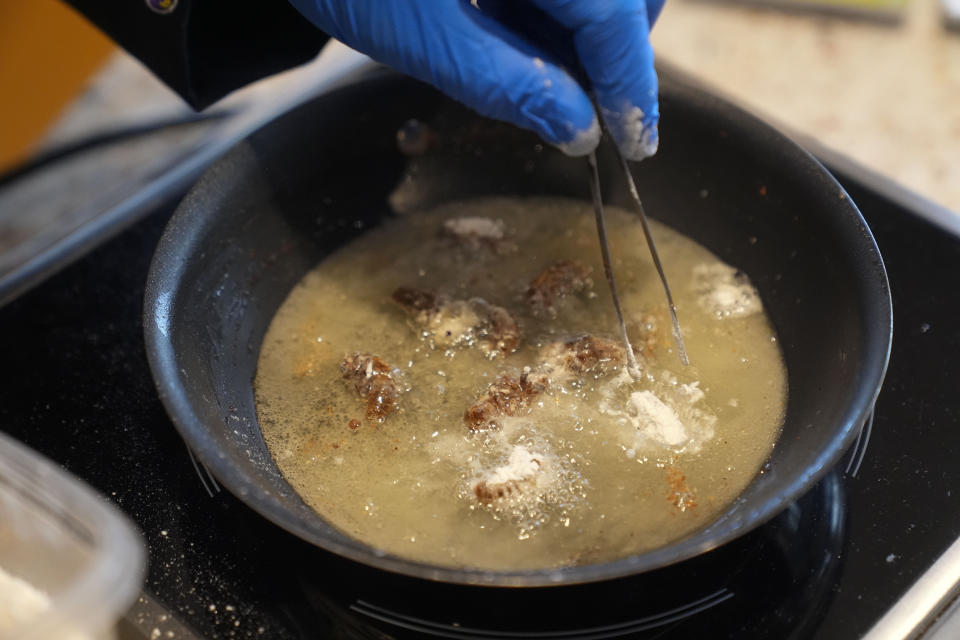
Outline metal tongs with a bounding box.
[587,144,690,375]
[473,0,687,371]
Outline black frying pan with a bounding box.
[143,70,891,586]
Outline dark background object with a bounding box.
[63,0,326,110]
[142,71,891,585]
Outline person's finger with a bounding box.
[529,0,660,160]
[290,0,600,155]
[647,0,667,26]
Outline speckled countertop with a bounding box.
[652,0,960,214]
[32,0,960,218]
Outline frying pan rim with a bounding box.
[143,71,892,587]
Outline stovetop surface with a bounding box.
[0,169,958,639]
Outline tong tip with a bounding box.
[616,153,691,368]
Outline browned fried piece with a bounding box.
[339,353,400,421]
[391,286,521,355]
[473,446,546,503]
[474,465,543,502]
[482,303,522,354]
[474,479,522,501]
[542,335,627,376]
[463,372,548,431]
[462,335,625,432]
[527,260,593,315]
[392,286,439,315]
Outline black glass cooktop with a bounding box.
[1,167,958,639]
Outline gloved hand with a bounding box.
[289,0,666,161]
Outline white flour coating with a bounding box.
[693,263,762,319]
[464,427,586,541]
[601,104,659,160]
[0,566,51,633]
[482,445,543,487]
[601,370,717,455]
[628,391,688,446]
[556,117,601,157]
[442,216,504,241]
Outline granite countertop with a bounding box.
[652,0,960,215]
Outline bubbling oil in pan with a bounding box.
[254,196,786,571]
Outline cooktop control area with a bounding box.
[0,168,958,639]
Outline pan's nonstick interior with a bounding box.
[144,71,891,586]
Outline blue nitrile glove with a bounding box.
[289,0,666,161]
